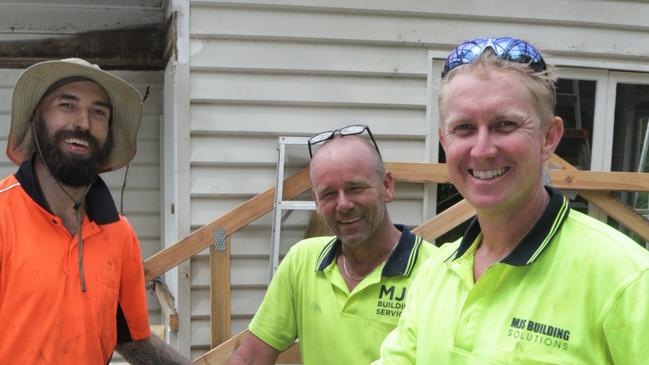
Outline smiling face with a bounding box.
[310,136,395,248]
[439,69,563,216]
[34,80,112,186]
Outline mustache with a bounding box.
[54,128,101,151]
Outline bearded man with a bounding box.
[0,58,189,365]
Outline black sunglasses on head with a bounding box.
[307,124,381,158]
[442,37,547,78]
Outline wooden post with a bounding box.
[210,230,231,348]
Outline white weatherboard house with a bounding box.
[1,0,649,360]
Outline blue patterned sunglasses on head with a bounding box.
[441,37,547,78]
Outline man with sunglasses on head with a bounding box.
[227,125,438,365]
[374,38,649,364]
[0,59,190,364]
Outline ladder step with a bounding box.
[279,201,315,210]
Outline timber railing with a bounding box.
[143,154,649,364]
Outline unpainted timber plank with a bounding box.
[211,235,232,348]
[193,330,249,365]
[384,161,649,191]
[192,330,300,365]
[412,199,475,242]
[548,169,649,191]
[384,162,451,184]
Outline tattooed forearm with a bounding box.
[115,334,191,365]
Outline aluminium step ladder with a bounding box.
[269,136,315,281]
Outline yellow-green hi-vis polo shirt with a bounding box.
[376,187,649,365]
[248,225,437,365]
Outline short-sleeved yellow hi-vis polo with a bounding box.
[249,225,437,365]
[376,187,649,365]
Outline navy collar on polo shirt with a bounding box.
[14,158,120,225]
[448,187,570,266]
[316,224,425,277]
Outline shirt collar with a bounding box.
[315,224,425,277]
[448,187,570,266]
[14,158,120,225]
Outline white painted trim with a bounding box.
[422,52,444,223]
[600,71,649,221]
[603,71,649,171]
[163,0,192,357]
[547,56,649,74]
[608,71,649,84]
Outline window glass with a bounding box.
[609,83,649,245]
[554,79,596,170]
[553,79,597,214]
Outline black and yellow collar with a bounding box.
[315,224,425,277]
[450,187,570,266]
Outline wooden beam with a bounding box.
[384,162,451,184]
[412,199,475,242]
[547,169,649,191]
[210,234,231,348]
[548,155,649,241]
[143,168,311,282]
[192,330,301,365]
[384,161,649,191]
[154,280,179,332]
[583,191,649,241]
[193,330,249,365]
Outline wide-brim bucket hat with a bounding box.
[7,58,143,172]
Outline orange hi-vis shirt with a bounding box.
[0,160,151,364]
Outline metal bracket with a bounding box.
[213,228,226,251]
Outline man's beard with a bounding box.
[35,116,112,187]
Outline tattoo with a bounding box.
[115,334,191,365]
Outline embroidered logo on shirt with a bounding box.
[375,285,406,318]
[507,317,570,351]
